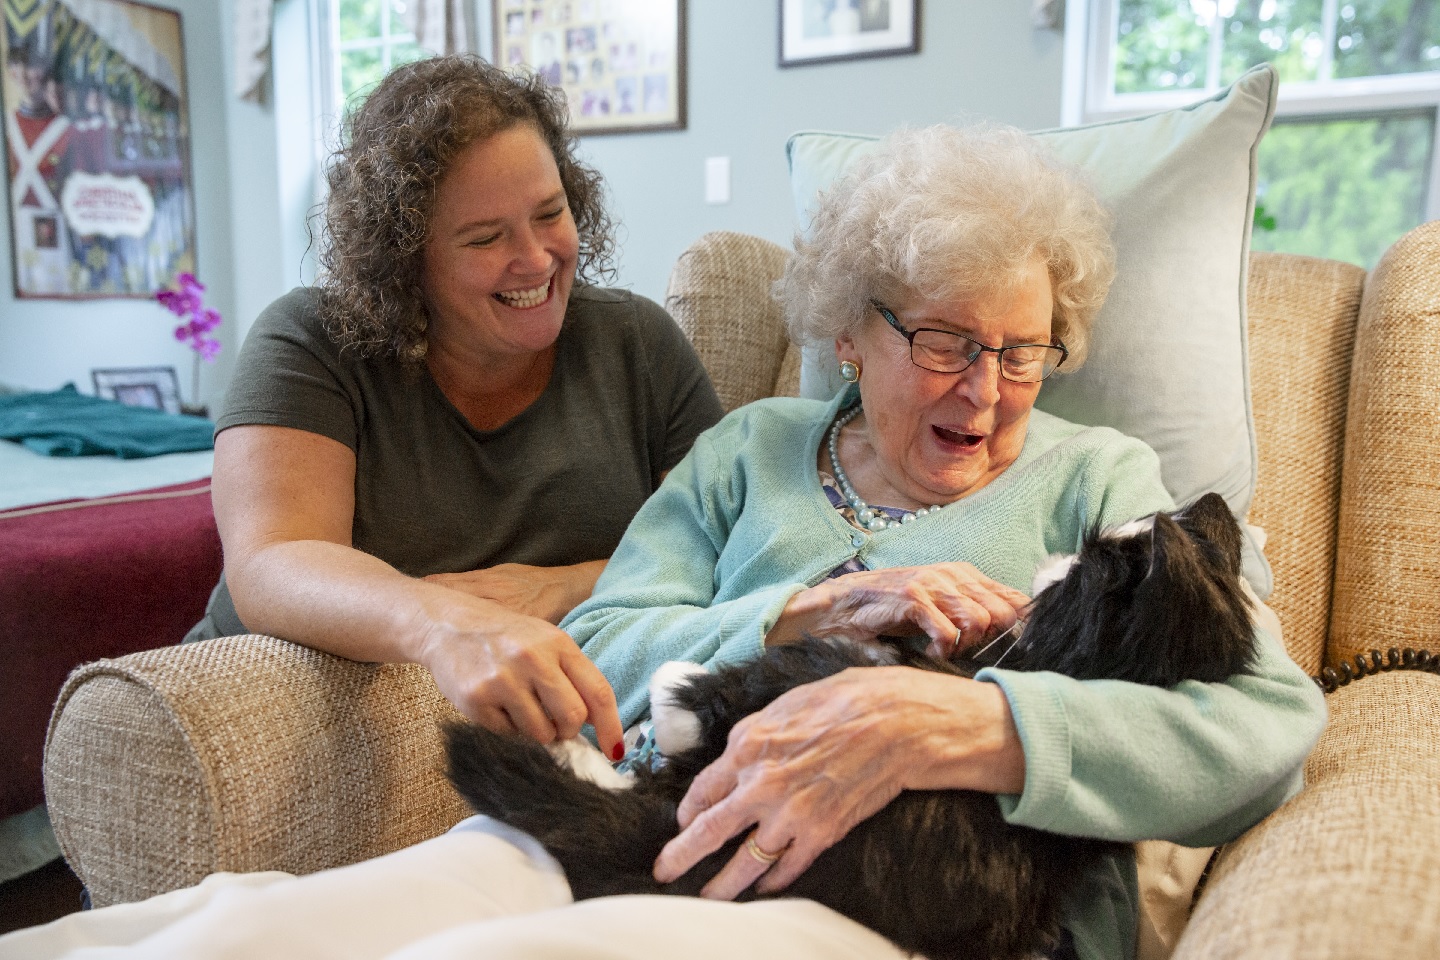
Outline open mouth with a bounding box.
[933,425,985,450]
[493,276,553,309]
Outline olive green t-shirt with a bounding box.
[189,284,724,641]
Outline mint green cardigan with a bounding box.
[562,389,1326,960]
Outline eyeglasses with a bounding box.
[870,301,1068,384]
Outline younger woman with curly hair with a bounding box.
[186,55,722,755]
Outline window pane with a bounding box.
[1220,0,1327,84]
[340,47,385,103]
[389,41,429,70]
[1333,0,1440,78]
[1114,0,1213,93]
[1253,114,1433,266]
[339,0,381,42]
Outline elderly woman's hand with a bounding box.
[413,594,625,758]
[424,560,607,624]
[651,665,1025,898]
[767,562,1031,657]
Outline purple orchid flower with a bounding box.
[156,273,224,413]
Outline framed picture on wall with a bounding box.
[779,0,920,67]
[2,0,197,300]
[92,366,182,414]
[494,0,686,135]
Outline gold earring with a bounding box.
[839,360,860,383]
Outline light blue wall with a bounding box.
[1,1,1065,400]
[220,0,323,350]
[577,0,1068,301]
[0,0,238,403]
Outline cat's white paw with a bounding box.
[650,661,708,756]
[547,736,632,790]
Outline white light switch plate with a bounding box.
[705,156,730,205]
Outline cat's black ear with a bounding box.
[1143,512,1198,590]
[1176,492,1243,576]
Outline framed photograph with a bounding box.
[92,366,181,414]
[779,0,919,67]
[495,0,685,135]
[2,0,197,299]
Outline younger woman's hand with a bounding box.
[766,562,1031,656]
[413,594,625,760]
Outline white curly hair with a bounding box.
[780,123,1115,371]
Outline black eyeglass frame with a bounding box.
[869,301,1069,383]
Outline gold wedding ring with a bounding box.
[744,832,785,866]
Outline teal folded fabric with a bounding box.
[0,384,215,459]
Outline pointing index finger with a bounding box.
[562,648,624,760]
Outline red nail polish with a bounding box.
[611,742,625,762]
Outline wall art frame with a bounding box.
[2,0,197,299]
[779,0,920,68]
[494,0,686,135]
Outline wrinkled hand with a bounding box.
[652,665,1022,899]
[424,561,602,624]
[416,596,625,760]
[770,562,1031,656]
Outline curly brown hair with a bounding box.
[317,55,615,362]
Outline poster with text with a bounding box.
[3,0,195,299]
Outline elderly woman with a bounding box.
[561,124,1326,959]
[186,55,722,757]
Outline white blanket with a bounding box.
[0,819,907,960]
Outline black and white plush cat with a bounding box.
[444,492,1256,960]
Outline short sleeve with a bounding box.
[215,288,362,450]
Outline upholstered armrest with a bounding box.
[1173,670,1440,959]
[1329,220,1440,665]
[43,635,469,907]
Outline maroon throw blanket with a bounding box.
[0,479,222,819]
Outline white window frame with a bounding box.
[315,0,424,125]
[1061,0,1440,222]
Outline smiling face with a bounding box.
[420,124,580,364]
[835,258,1054,508]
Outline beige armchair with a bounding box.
[45,223,1440,957]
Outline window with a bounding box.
[324,0,431,114]
[1067,0,1440,267]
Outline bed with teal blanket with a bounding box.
[0,386,221,883]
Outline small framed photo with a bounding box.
[92,366,182,414]
[779,0,919,67]
[495,0,685,135]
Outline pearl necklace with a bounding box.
[826,404,944,533]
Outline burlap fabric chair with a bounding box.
[44,222,1440,957]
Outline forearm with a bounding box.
[226,538,504,665]
[549,558,608,618]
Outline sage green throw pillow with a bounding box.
[785,65,1278,595]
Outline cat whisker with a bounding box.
[989,630,1025,669]
[968,619,1023,660]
